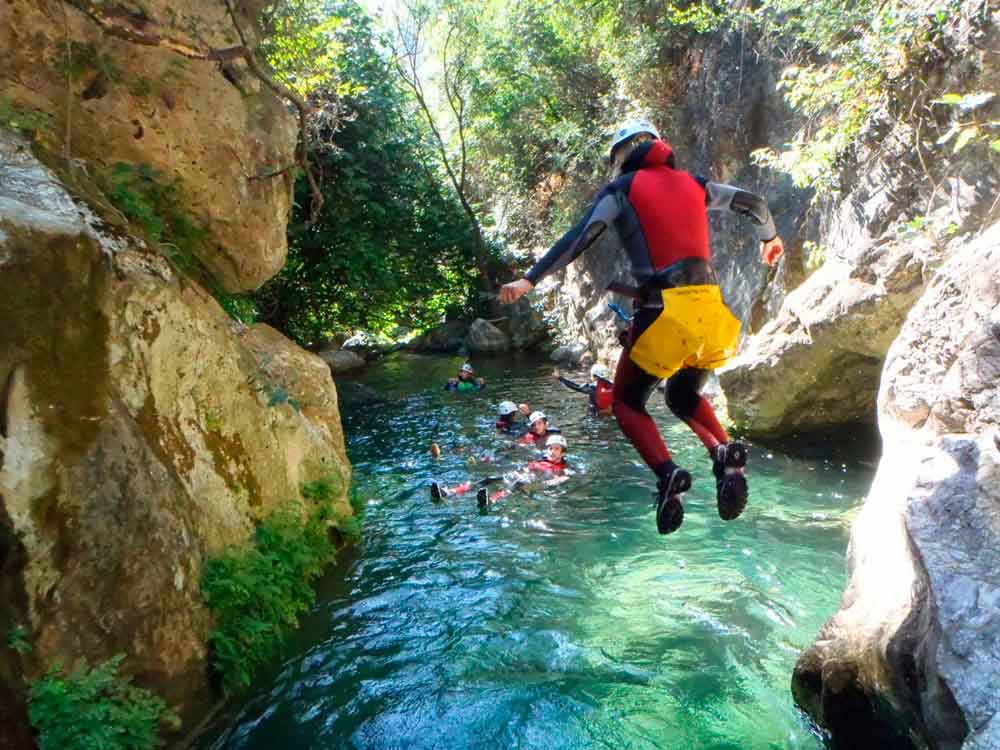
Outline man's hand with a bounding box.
[761,237,784,266]
[499,278,534,304]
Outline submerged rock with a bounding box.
[792,223,1000,750]
[465,318,512,354]
[0,133,351,727]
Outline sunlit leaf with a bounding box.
[954,126,979,152]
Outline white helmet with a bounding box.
[590,363,611,382]
[528,410,547,425]
[545,434,568,449]
[497,400,518,416]
[609,119,660,158]
[460,363,474,374]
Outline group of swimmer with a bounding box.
[440,119,784,535]
[433,361,613,508]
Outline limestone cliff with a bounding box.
[1,0,297,292]
[719,5,1000,439]
[791,222,1000,750]
[0,1,350,743]
[0,131,351,739]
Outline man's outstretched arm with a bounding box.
[699,180,784,266]
[500,184,624,304]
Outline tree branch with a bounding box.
[60,0,324,222]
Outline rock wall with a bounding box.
[0,119,347,745]
[791,222,1000,750]
[0,0,297,292]
[719,4,1000,439]
[719,226,943,439]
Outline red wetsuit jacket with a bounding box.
[523,139,777,476]
[518,428,560,446]
[526,459,567,473]
[557,376,614,412]
[524,140,776,288]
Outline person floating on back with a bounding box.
[445,362,485,392]
[430,434,572,507]
[495,400,533,435]
[555,363,615,415]
[518,410,561,446]
[499,119,784,535]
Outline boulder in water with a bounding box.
[410,321,469,353]
[465,318,512,354]
[321,349,367,374]
[719,231,940,439]
[507,297,551,350]
[792,223,1000,750]
[342,331,396,359]
[550,342,590,366]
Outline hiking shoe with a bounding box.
[713,442,748,521]
[477,487,489,508]
[655,467,692,535]
[431,481,446,501]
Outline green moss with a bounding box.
[0,225,112,464]
[53,41,122,84]
[0,98,54,139]
[200,476,352,694]
[201,426,262,507]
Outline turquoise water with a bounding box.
[205,353,875,750]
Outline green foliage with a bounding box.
[258,0,353,98]
[931,92,1000,153]
[205,412,223,433]
[28,655,172,750]
[54,41,122,83]
[0,98,53,139]
[256,1,480,346]
[201,477,352,693]
[801,240,826,273]
[750,0,972,194]
[7,624,31,655]
[217,294,260,326]
[98,163,209,280]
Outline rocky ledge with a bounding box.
[792,223,1000,750]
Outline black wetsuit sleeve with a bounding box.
[700,180,777,242]
[557,376,591,394]
[525,184,622,284]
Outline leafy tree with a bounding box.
[255,1,480,347]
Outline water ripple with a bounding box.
[205,354,874,750]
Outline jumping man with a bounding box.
[499,120,784,535]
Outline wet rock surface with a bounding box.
[792,223,1000,750]
[465,318,512,354]
[0,132,350,727]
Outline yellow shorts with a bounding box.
[628,285,741,379]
